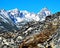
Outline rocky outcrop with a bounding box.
[19,22,58,48]
[19,12,60,48]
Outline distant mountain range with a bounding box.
[0,8,51,32]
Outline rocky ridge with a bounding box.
[0,12,60,48]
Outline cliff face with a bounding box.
[19,12,60,48]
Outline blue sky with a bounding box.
[0,0,60,13]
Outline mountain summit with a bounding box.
[38,8,51,21]
[8,8,51,22]
[0,8,51,32]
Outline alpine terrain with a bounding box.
[0,8,60,48]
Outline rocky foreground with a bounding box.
[0,12,60,48]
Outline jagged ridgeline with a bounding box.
[0,8,51,32]
[0,8,60,48]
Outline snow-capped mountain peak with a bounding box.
[0,8,51,25]
[38,8,51,21]
[8,8,20,16]
[0,8,52,32]
[7,8,51,23]
[38,8,51,16]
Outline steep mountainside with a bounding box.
[0,8,60,48]
[19,12,60,48]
